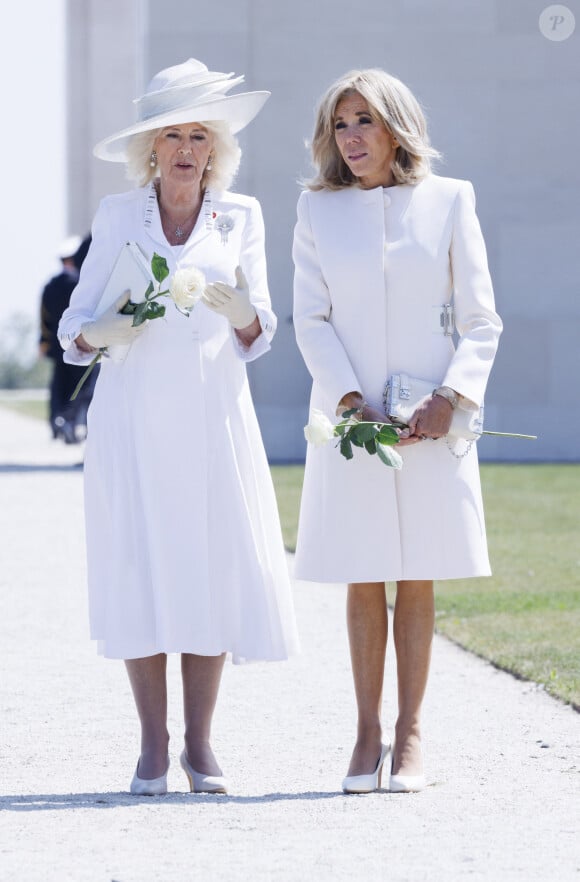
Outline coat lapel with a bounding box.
[142,182,166,251]
[185,188,216,249]
[142,183,216,255]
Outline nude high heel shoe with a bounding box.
[342,743,391,794]
[130,756,169,796]
[180,750,228,794]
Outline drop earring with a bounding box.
[150,150,157,168]
[206,154,213,171]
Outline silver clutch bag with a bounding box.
[383,373,484,440]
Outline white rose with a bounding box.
[169,267,206,312]
[304,409,336,447]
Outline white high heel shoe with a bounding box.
[180,750,228,794]
[388,747,426,792]
[130,756,169,796]
[388,771,426,793]
[342,743,391,794]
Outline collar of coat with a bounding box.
[143,182,217,246]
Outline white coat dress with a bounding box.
[59,183,299,662]
[292,175,503,583]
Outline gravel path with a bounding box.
[0,405,578,882]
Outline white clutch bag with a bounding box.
[383,373,484,441]
[96,242,152,362]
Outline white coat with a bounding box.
[292,175,503,583]
[59,183,299,661]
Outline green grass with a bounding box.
[271,463,580,709]
[432,464,580,708]
[270,465,304,553]
[0,399,48,421]
[4,398,578,709]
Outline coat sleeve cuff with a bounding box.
[62,340,98,366]
[230,306,275,362]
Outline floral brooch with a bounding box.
[214,214,235,245]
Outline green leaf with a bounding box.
[364,438,377,454]
[341,407,360,419]
[143,281,155,300]
[340,436,353,460]
[151,253,170,284]
[350,431,364,447]
[146,301,166,319]
[353,423,378,443]
[376,425,400,446]
[132,302,150,326]
[119,300,137,315]
[376,443,403,469]
[132,298,167,326]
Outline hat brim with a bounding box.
[93,91,270,162]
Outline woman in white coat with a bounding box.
[293,68,502,793]
[59,58,298,795]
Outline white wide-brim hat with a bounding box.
[57,234,83,259]
[93,58,270,162]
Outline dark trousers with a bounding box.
[49,358,99,441]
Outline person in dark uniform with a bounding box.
[39,234,97,442]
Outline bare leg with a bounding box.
[392,580,434,776]
[346,582,388,775]
[125,654,170,779]
[181,653,226,775]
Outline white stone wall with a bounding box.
[67,0,580,461]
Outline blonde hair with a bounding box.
[306,68,441,191]
[125,120,241,192]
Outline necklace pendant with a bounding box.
[175,225,184,239]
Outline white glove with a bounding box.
[203,266,257,330]
[80,291,146,349]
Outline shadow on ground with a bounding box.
[0,791,346,811]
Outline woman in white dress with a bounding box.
[59,58,298,795]
[293,68,502,793]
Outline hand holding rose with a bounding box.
[304,408,403,469]
[81,291,147,349]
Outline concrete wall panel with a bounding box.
[67,0,580,461]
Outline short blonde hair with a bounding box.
[306,68,441,191]
[125,120,241,192]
